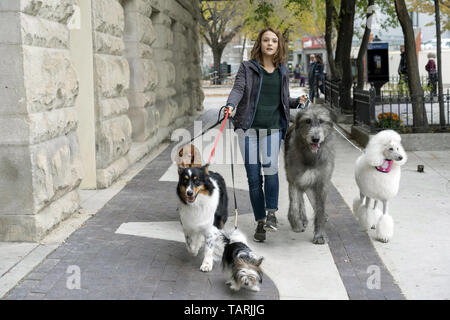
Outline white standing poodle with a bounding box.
[353,130,407,243]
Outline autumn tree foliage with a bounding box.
[199,0,250,82]
[242,0,325,47]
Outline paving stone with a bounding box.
[34,259,60,274]
[24,293,46,300]
[3,280,39,300]
[26,272,48,281]
[30,274,64,294]
[144,267,164,281]
[47,246,72,260]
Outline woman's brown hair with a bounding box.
[250,28,287,67]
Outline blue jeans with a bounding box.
[237,129,282,221]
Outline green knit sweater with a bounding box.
[251,67,282,132]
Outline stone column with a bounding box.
[172,21,191,116]
[189,23,205,113]
[123,0,159,142]
[91,0,132,188]
[0,0,83,241]
[70,0,97,189]
[151,9,178,129]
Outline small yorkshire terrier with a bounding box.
[174,143,202,168]
[216,229,264,292]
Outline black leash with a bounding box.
[228,116,239,229]
[189,106,227,143]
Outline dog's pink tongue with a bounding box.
[310,143,320,151]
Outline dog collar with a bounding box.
[375,159,393,173]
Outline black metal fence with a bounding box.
[353,85,450,133]
[353,87,376,132]
[325,79,450,132]
[324,78,343,113]
[208,71,236,85]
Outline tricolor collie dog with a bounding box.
[216,229,264,292]
[177,164,228,272]
[353,130,407,243]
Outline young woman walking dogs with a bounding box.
[225,28,301,242]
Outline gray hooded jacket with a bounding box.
[226,60,300,139]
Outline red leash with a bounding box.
[207,110,230,163]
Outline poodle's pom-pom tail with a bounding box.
[353,197,363,217]
[376,214,394,243]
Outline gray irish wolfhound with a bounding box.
[284,105,335,244]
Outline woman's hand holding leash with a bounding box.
[296,94,310,109]
[225,105,233,118]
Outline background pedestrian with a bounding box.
[315,55,325,98]
[425,52,437,96]
[398,45,408,83]
[308,54,317,100]
[299,63,306,87]
[294,64,301,86]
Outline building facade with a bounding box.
[0,0,203,241]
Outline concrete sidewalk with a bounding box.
[1,86,449,300]
[332,133,450,299]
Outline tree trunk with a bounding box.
[334,0,356,112]
[395,0,428,131]
[240,36,247,62]
[435,0,445,126]
[212,45,224,85]
[357,0,375,89]
[325,0,337,80]
[283,29,290,45]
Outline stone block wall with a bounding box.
[92,0,132,188]
[0,0,204,241]
[123,0,159,142]
[148,0,204,124]
[0,0,82,241]
[173,21,190,115]
[151,8,177,129]
[91,0,204,188]
[188,25,204,113]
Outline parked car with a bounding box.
[421,38,450,50]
